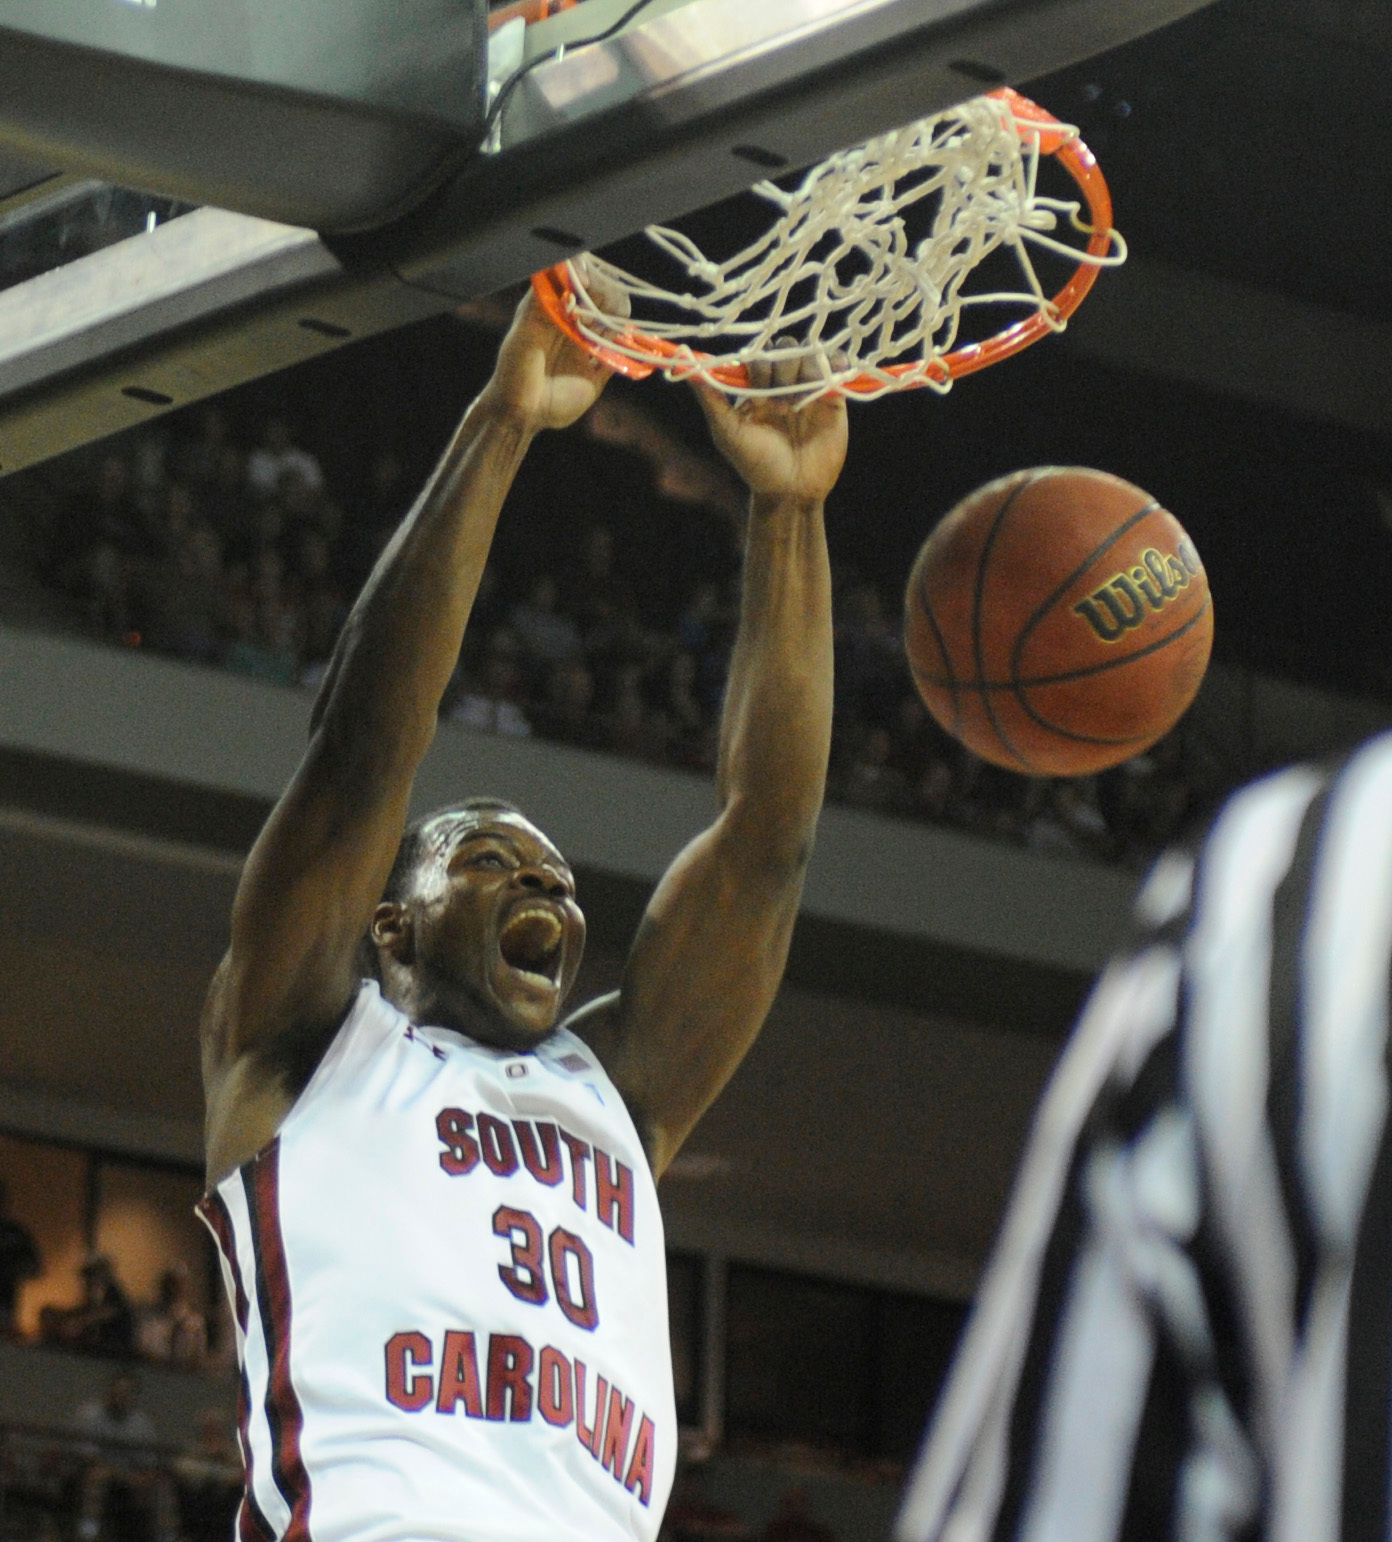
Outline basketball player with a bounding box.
[897,734,1392,1542]
[197,285,845,1542]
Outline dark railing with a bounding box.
[0,1421,240,1542]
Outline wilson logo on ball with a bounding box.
[1072,538,1203,644]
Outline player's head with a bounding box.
[368,799,586,1048]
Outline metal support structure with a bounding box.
[0,0,1219,474]
[0,213,451,473]
[700,1252,728,1454]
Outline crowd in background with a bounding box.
[0,1185,239,1542]
[0,1183,218,1374]
[37,1255,215,1374]
[4,387,1206,869]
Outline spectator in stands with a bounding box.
[88,455,140,550]
[888,694,942,791]
[292,525,347,669]
[661,1463,753,1541]
[71,1371,176,1542]
[245,417,323,502]
[171,1408,241,1542]
[146,519,224,663]
[1101,733,1196,864]
[136,1263,207,1372]
[444,626,532,737]
[914,753,960,822]
[170,406,231,494]
[605,660,667,762]
[41,1254,135,1358]
[843,725,913,815]
[833,579,903,729]
[651,648,713,769]
[340,447,410,589]
[531,657,606,750]
[565,523,635,642]
[509,571,582,677]
[219,549,301,685]
[0,1179,39,1339]
[675,579,735,716]
[67,455,145,636]
[200,444,254,550]
[953,755,1032,843]
[250,546,304,669]
[1025,775,1114,862]
[129,433,171,522]
[762,1487,837,1542]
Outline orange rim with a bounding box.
[530,87,1116,393]
[488,0,578,30]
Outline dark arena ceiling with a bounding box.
[1029,0,1392,322]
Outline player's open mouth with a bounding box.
[497,904,564,984]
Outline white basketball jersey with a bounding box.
[200,980,677,1542]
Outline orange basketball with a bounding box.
[904,467,1213,776]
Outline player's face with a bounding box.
[410,812,585,1042]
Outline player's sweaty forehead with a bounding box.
[421,810,570,878]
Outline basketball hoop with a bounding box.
[532,88,1125,401]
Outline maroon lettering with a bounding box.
[435,1109,479,1176]
[600,1386,634,1480]
[538,1345,574,1427]
[485,1334,534,1422]
[493,1205,548,1306]
[385,1331,432,1412]
[549,1227,599,1332]
[594,1147,635,1244]
[478,1113,519,1176]
[516,1120,564,1186]
[624,1415,656,1505]
[574,1360,607,1456]
[435,1330,483,1417]
[559,1129,591,1209]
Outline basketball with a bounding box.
[904,467,1213,776]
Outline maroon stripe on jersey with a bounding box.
[244,1141,314,1542]
[198,1191,276,1542]
[199,1192,250,1331]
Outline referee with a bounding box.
[898,733,1392,1542]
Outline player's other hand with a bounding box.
[691,350,848,505]
[480,261,626,433]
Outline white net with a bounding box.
[561,92,1126,401]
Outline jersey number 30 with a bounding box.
[494,1204,599,1331]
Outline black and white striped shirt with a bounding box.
[898,733,1392,1542]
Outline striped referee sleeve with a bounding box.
[899,734,1392,1542]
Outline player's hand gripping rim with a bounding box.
[690,344,849,505]
[482,259,632,435]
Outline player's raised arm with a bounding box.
[201,292,614,1184]
[573,360,843,1178]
